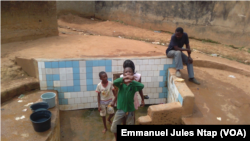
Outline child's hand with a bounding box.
[141,100,145,107]
[98,106,101,112]
[111,101,115,107]
[124,78,132,84]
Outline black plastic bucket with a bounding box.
[30,102,49,113]
[30,110,52,132]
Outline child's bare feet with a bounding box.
[102,128,107,133]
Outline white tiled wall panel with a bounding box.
[38,57,173,110]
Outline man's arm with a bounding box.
[174,45,191,52]
[185,43,191,58]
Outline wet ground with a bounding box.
[60,106,149,141]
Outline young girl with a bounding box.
[119,60,145,124]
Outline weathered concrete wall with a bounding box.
[1,1,58,44]
[95,1,250,48]
[56,1,95,18]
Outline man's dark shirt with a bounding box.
[166,32,189,54]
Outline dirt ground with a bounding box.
[1,13,250,140]
[181,66,250,124]
[60,106,149,141]
[1,14,250,84]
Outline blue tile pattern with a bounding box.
[39,58,176,108]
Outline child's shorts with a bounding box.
[100,102,114,116]
[111,110,135,133]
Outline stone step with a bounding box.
[138,102,183,125]
[1,77,39,103]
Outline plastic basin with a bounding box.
[41,92,56,108]
[30,102,49,113]
[30,110,51,132]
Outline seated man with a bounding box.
[166,27,200,85]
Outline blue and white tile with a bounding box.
[80,80,86,86]
[143,59,149,65]
[166,58,173,64]
[153,82,159,87]
[160,58,167,64]
[40,81,47,88]
[60,81,67,87]
[67,80,74,86]
[83,91,90,97]
[38,62,45,68]
[54,81,60,87]
[149,99,155,104]
[85,103,91,108]
[117,60,124,66]
[157,65,164,70]
[80,68,86,73]
[157,87,163,93]
[150,88,157,93]
[87,97,94,103]
[147,82,154,87]
[52,68,59,74]
[68,98,75,105]
[59,68,66,74]
[80,73,86,80]
[93,97,98,102]
[39,75,46,81]
[78,104,85,109]
[158,76,163,82]
[151,76,158,82]
[112,60,118,66]
[77,92,84,98]
[64,92,71,98]
[90,91,96,97]
[74,98,81,104]
[66,74,73,80]
[66,68,73,74]
[154,59,161,64]
[79,61,86,67]
[148,59,154,65]
[146,77,151,82]
[71,92,78,98]
[81,85,87,93]
[151,65,158,71]
[81,98,88,103]
[45,68,53,74]
[147,71,154,77]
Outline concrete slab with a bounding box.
[1,90,60,141]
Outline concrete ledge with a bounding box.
[1,78,39,103]
[193,60,250,77]
[138,102,183,125]
[15,57,38,78]
[1,90,60,141]
[168,68,195,116]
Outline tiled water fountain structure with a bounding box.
[37,57,183,110]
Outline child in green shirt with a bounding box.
[110,66,144,141]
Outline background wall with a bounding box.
[95,1,250,48]
[56,1,95,18]
[1,1,58,44]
